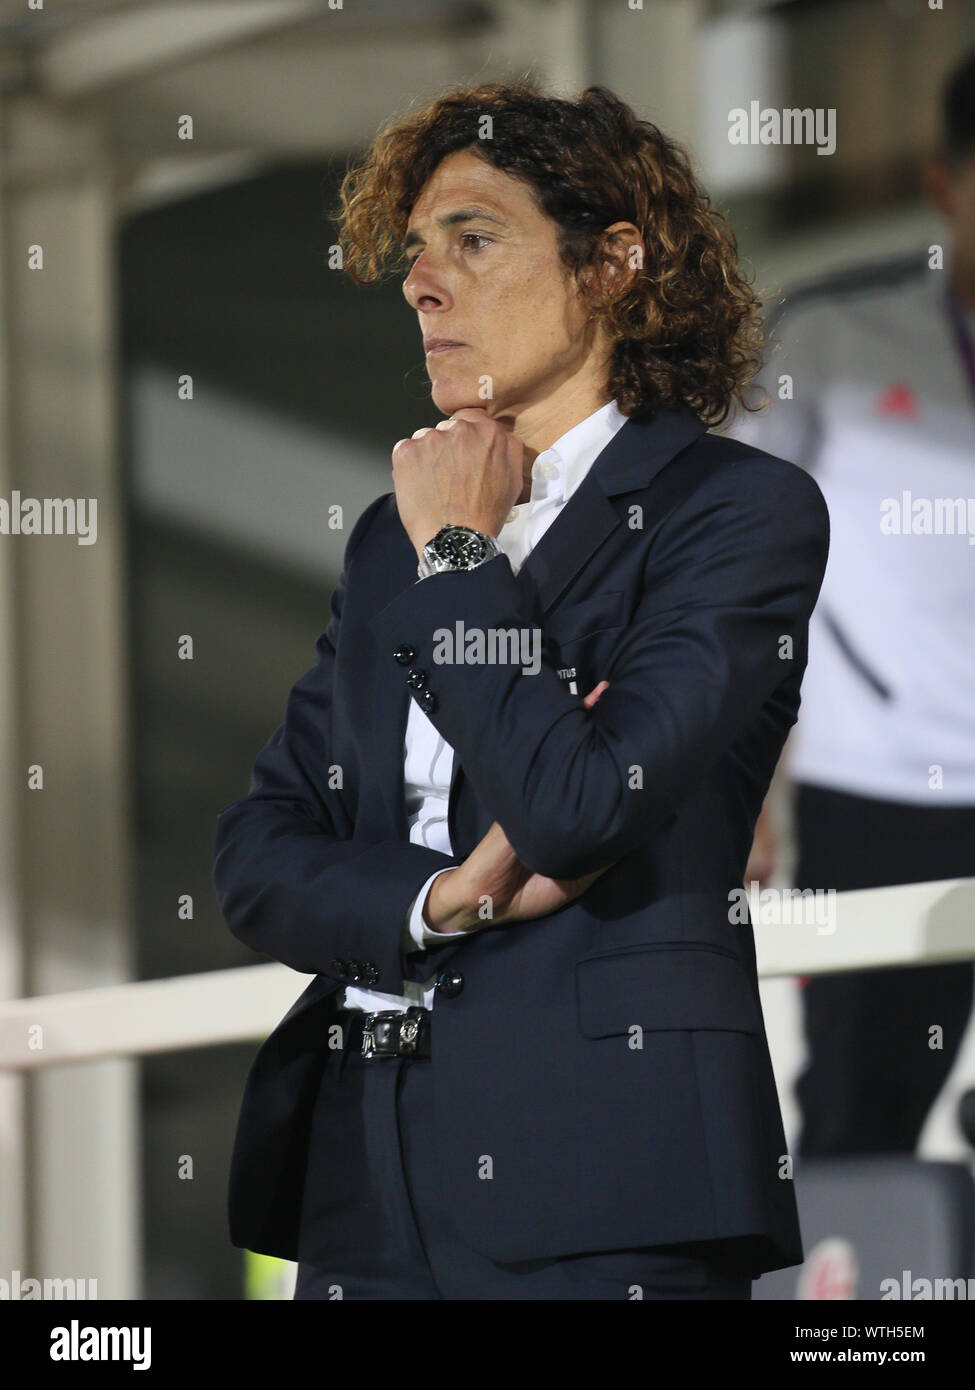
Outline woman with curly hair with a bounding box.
[216,80,830,1301]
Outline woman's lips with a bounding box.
[425,343,467,355]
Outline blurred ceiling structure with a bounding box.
[0,0,965,217]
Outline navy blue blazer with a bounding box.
[213,402,830,1276]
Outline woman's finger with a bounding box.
[582,679,610,709]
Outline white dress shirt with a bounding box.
[338,396,630,1013]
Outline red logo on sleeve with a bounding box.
[875,382,919,418]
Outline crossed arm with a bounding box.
[214,461,829,988]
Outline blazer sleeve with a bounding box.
[212,494,464,988]
[367,456,830,880]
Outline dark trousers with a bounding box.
[293,1031,752,1300]
[793,783,975,1157]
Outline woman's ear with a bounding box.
[594,223,645,308]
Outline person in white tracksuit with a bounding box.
[732,50,975,1157]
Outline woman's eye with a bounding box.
[405,233,489,272]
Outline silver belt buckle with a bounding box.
[361,1012,380,1060]
[361,1008,423,1059]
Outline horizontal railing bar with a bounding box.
[753,876,975,975]
[0,963,309,1071]
[1,877,973,1070]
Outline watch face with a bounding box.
[437,527,487,567]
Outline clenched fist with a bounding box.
[391,407,525,559]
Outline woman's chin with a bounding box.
[430,379,486,416]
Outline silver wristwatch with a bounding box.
[417,524,503,579]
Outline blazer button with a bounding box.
[331,958,349,978]
[393,644,416,665]
[418,689,437,714]
[362,963,379,985]
[435,970,464,998]
[406,668,427,689]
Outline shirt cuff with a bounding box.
[404,867,471,948]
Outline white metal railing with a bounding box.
[1,874,974,1300]
[1,876,974,1071]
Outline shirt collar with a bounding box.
[528,398,630,505]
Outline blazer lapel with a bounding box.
[516,402,709,614]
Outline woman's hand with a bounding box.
[424,680,613,930]
[744,801,776,887]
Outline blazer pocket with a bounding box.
[544,589,626,646]
[575,943,762,1039]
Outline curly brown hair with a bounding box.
[332,80,765,427]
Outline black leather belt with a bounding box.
[346,1005,432,1060]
